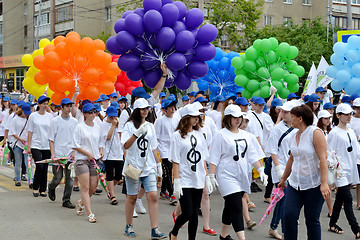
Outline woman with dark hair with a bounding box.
[221,94,236,120]
[327,103,360,238]
[269,98,283,124]
[26,96,54,197]
[279,104,330,240]
[72,103,103,223]
[169,104,211,240]
[305,94,321,125]
[208,104,267,240]
[121,98,165,239]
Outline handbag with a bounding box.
[327,150,342,185]
[124,163,143,181]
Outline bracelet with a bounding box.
[162,75,167,78]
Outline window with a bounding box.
[353,18,360,29]
[203,4,213,17]
[302,18,310,26]
[0,2,3,16]
[24,3,27,15]
[283,0,292,3]
[0,24,3,35]
[334,16,348,29]
[283,17,291,26]
[35,12,50,26]
[264,16,273,27]
[353,0,360,4]
[56,5,73,23]
[220,35,229,48]
[24,25,27,37]
[265,0,273,2]
[333,0,346,3]
[105,6,111,21]
[303,0,311,5]
[16,68,24,91]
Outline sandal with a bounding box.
[248,202,256,208]
[76,200,84,216]
[110,196,118,205]
[355,232,360,239]
[356,206,360,210]
[88,213,97,223]
[328,225,344,234]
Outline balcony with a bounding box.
[34,24,51,37]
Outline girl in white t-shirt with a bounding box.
[26,96,53,197]
[0,98,9,141]
[208,105,267,240]
[328,104,360,238]
[72,103,104,223]
[169,104,211,240]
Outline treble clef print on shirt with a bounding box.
[187,135,201,172]
[137,131,149,158]
[233,139,248,161]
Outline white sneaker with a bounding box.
[133,209,138,218]
[135,198,147,214]
[268,229,282,240]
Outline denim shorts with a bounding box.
[125,173,157,195]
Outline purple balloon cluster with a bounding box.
[106,0,218,90]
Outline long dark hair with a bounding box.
[305,102,319,116]
[127,108,149,129]
[317,117,332,134]
[175,115,202,138]
[269,106,278,124]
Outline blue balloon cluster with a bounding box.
[195,48,240,101]
[327,35,360,95]
[106,0,218,90]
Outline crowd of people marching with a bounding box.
[2,67,360,240]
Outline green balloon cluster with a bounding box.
[231,37,304,99]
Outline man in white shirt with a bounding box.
[323,85,334,104]
[48,98,78,209]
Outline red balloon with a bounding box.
[34,71,48,85]
[52,92,66,105]
[33,55,46,70]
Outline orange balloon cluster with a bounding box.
[33,32,120,105]
[112,55,143,96]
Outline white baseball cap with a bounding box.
[224,104,243,118]
[353,98,360,107]
[277,100,299,112]
[242,113,250,121]
[134,98,150,109]
[180,104,202,118]
[191,102,206,111]
[336,103,354,114]
[318,110,332,119]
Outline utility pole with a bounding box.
[327,0,330,42]
[35,0,42,50]
[347,0,353,30]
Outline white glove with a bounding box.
[270,85,277,94]
[257,166,268,186]
[209,174,218,193]
[156,162,163,178]
[173,178,183,200]
[134,123,148,138]
[205,175,213,194]
[275,165,284,181]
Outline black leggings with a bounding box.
[104,160,123,181]
[222,192,245,232]
[161,158,173,196]
[171,188,203,240]
[32,149,51,192]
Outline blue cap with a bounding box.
[110,102,120,110]
[81,100,91,106]
[350,94,359,101]
[17,100,25,107]
[195,91,205,96]
[225,93,237,101]
[182,95,190,101]
[323,102,336,109]
[21,103,31,115]
[159,92,166,98]
[236,87,244,93]
[83,103,96,113]
[287,93,300,100]
[315,87,326,93]
[101,95,110,101]
[235,97,249,106]
[271,98,283,108]
[10,99,19,105]
[106,106,118,117]
[189,91,196,97]
[108,92,118,98]
[254,97,266,105]
[250,96,258,102]
[263,104,269,113]
[60,98,74,106]
[303,95,310,102]
[132,87,150,99]
[38,95,50,104]
[161,99,177,109]
[213,95,225,102]
[306,94,322,103]
[194,97,208,103]
[117,96,127,102]
[167,94,176,101]
[26,101,36,106]
[93,103,102,112]
[2,96,10,102]
[342,95,351,103]
[95,97,103,102]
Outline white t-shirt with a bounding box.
[323,89,333,104]
[100,121,123,160]
[246,111,274,148]
[202,116,217,147]
[265,121,297,183]
[121,121,158,177]
[9,115,28,149]
[72,122,102,160]
[0,109,10,136]
[48,115,78,158]
[27,112,53,150]
[154,115,178,159]
[170,130,208,189]
[75,110,84,123]
[208,128,265,196]
[5,112,16,144]
[327,127,360,187]
[208,110,222,130]
[118,108,131,133]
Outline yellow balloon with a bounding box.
[26,67,35,78]
[21,54,33,66]
[47,87,54,98]
[22,78,33,91]
[39,38,51,49]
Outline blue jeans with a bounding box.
[13,146,28,182]
[125,173,157,195]
[284,185,324,240]
[270,183,286,232]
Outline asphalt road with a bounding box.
[0,165,359,240]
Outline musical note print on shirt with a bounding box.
[233,139,248,161]
[186,135,201,172]
[137,131,149,158]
